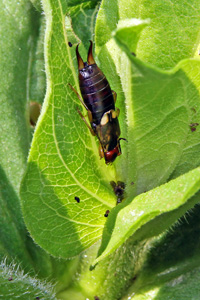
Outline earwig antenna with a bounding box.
[119,138,128,142]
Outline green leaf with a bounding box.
[169,60,200,179]
[68,1,100,48]
[108,31,195,197]
[112,18,150,53]
[21,0,200,262]
[94,167,200,265]
[90,8,200,265]
[0,0,31,190]
[122,203,200,299]
[125,266,200,300]
[96,0,200,69]
[0,260,56,300]
[95,0,119,49]
[21,0,116,259]
[0,1,78,291]
[30,0,43,12]
[29,15,46,105]
[16,0,200,298]
[95,11,200,194]
[0,0,35,269]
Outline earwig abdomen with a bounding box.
[79,64,115,125]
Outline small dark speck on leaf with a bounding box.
[75,196,80,203]
[131,52,136,56]
[68,41,72,47]
[104,210,110,217]
[8,277,13,281]
[131,181,134,185]
[191,107,196,113]
[190,123,199,132]
[36,297,40,300]
[94,296,100,300]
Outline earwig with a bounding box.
[70,41,122,164]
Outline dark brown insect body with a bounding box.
[110,181,126,204]
[74,41,122,164]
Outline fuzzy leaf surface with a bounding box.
[0,260,56,300]
[21,0,200,261]
[68,1,100,48]
[91,4,200,265]
[21,0,116,258]
[94,167,200,265]
[0,0,36,269]
[96,0,200,69]
[122,202,200,299]
[125,266,200,300]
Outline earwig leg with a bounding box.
[112,90,117,103]
[68,83,88,110]
[98,143,105,159]
[68,84,96,136]
[77,108,96,136]
[114,107,120,117]
[87,109,93,123]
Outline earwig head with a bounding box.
[76,41,96,71]
[104,142,122,164]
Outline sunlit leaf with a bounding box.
[94,167,200,265]
[96,0,200,69]
[68,1,100,48]
[21,0,116,258]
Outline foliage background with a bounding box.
[1,0,200,299]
